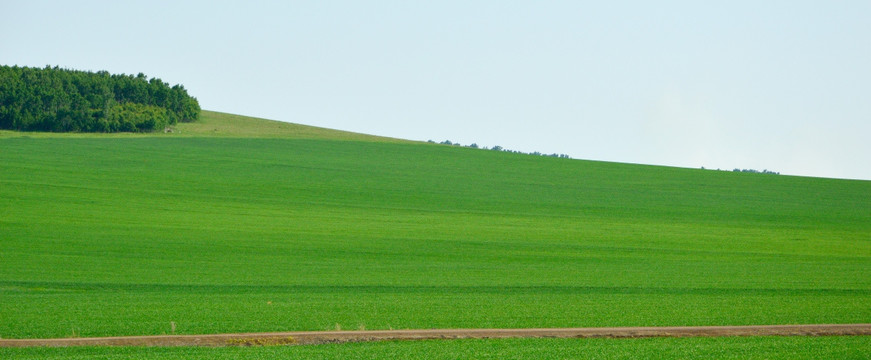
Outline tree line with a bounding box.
[428,139,572,159]
[0,65,200,132]
[701,167,780,175]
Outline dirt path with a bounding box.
[2,324,869,347]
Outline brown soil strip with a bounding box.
[1,324,869,347]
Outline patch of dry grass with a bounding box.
[224,336,297,346]
[169,111,410,142]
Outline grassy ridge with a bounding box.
[3,336,870,360]
[1,114,869,339]
[171,111,410,141]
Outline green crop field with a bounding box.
[1,111,870,356]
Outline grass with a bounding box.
[1,112,869,353]
[0,110,407,142]
[2,336,870,359]
[171,111,410,141]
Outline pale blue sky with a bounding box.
[3,1,870,179]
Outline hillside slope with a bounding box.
[171,111,410,142]
[0,112,869,339]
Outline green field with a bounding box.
[3,336,870,360]
[1,111,870,355]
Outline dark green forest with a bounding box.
[0,65,199,132]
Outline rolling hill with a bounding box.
[1,111,869,357]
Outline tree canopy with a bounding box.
[0,65,200,132]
